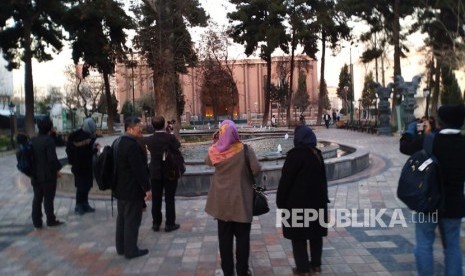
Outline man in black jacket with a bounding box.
[145,116,183,232]
[31,117,63,228]
[114,117,152,259]
[66,118,99,215]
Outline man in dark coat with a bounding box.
[114,117,152,259]
[277,125,329,276]
[30,117,64,228]
[145,116,183,232]
[66,117,99,215]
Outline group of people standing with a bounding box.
[27,104,465,275]
[25,115,331,274]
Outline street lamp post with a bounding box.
[395,93,402,133]
[8,102,16,149]
[423,88,430,118]
[128,49,137,115]
[358,99,362,121]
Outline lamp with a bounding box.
[423,88,430,117]
[8,102,16,149]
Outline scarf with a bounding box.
[208,120,243,165]
[294,125,317,148]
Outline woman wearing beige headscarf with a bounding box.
[205,120,261,276]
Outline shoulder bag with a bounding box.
[244,144,270,216]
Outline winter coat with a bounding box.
[276,145,329,239]
[113,135,151,201]
[205,145,261,223]
[144,131,182,181]
[31,134,62,185]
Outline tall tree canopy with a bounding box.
[313,0,350,124]
[63,0,133,132]
[133,0,208,135]
[228,0,289,126]
[0,0,68,136]
[416,0,465,115]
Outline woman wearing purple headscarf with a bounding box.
[205,120,261,276]
[277,125,329,276]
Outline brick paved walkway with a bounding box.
[0,128,463,275]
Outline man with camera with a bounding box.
[399,117,433,155]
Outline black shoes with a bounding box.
[75,204,95,215]
[75,205,85,215]
[152,225,160,232]
[164,224,180,232]
[47,220,64,227]
[83,204,95,213]
[125,249,149,259]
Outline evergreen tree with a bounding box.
[0,0,68,135]
[132,0,207,136]
[228,0,289,126]
[361,72,377,118]
[293,72,310,114]
[63,0,133,132]
[441,66,463,105]
[336,64,351,114]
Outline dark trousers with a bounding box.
[116,199,143,258]
[291,237,323,273]
[217,219,251,276]
[151,178,177,226]
[74,171,93,206]
[32,180,57,227]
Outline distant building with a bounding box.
[115,55,319,122]
[0,50,14,112]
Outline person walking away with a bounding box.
[332,110,337,125]
[145,116,183,232]
[323,113,330,129]
[30,117,64,229]
[400,104,465,276]
[66,118,99,215]
[271,115,277,127]
[205,120,261,276]
[114,117,152,259]
[277,125,329,276]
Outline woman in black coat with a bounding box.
[276,125,329,276]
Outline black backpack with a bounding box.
[161,145,186,181]
[93,137,121,191]
[16,134,34,178]
[397,134,443,213]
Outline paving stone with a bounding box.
[1,129,464,275]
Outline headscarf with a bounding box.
[208,120,243,165]
[293,125,317,148]
[82,117,97,138]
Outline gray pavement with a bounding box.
[0,128,463,275]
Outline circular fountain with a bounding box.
[53,128,369,198]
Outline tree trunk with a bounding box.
[103,73,114,132]
[317,31,326,126]
[23,20,35,137]
[262,54,272,126]
[391,0,402,127]
[287,29,297,127]
[431,59,441,117]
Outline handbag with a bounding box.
[244,144,270,216]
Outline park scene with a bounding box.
[1,0,465,275]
